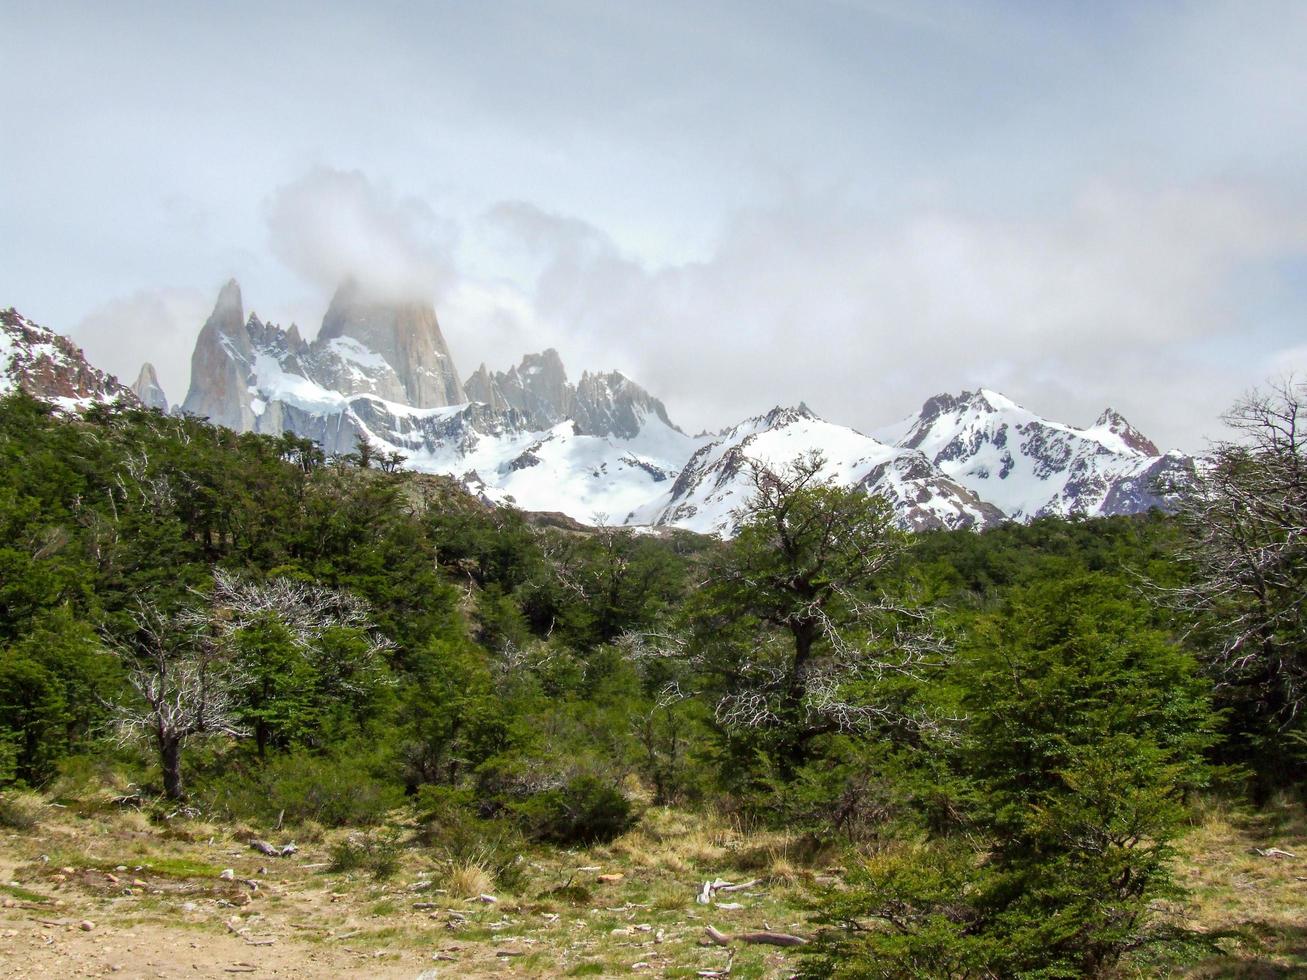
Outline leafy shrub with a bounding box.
[203,750,404,827]
[328,832,402,880]
[511,775,634,845]
[413,785,530,892]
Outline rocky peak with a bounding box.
[132,362,169,412]
[916,391,965,423]
[464,348,575,427]
[285,323,307,353]
[318,280,466,408]
[181,280,256,429]
[464,363,511,413]
[1093,408,1160,456]
[762,404,819,428]
[1,307,137,408]
[573,369,679,439]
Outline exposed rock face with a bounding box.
[573,371,679,439]
[317,280,465,408]
[1,307,137,408]
[462,351,679,439]
[131,362,169,412]
[181,279,255,430]
[465,349,573,427]
[179,278,469,451]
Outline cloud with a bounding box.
[447,181,1307,451]
[263,168,458,302]
[69,287,211,406]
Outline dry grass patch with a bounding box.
[447,859,494,898]
[0,789,46,830]
[1136,796,1307,976]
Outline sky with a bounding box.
[3,0,1306,451]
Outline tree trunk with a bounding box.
[159,734,185,800]
[778,619,819,777]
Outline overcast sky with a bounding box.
[3,0,1305,450]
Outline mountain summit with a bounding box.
[318,280,466,408]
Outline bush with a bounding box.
[512,775,634,845]
[328,832,402,880]
[0,789,45,829]
[805,575,1218,978]
[413,785,531,893]
[203,750,404,827]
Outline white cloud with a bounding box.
[69,287,211,407]
[444,181,1306,451]
[263,168,458,303]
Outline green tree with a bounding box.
[683,452,942,777]
[806,574,1218,978]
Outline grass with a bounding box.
[1121,794,1307,976]
[3,790,1304,977]
[0,881,53,903]
[446,858,494,898]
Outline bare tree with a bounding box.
[107,570,394,799]
[1170,377,1307,725]
[107,600,245,800]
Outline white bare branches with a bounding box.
[104,569,395,798]
[1167,377,1307,721]
[107,599,246,743]
[204,568,395,660]
[626,452,951,756]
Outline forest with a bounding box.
[1,382,1304,978]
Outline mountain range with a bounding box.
[2,284,1196,534]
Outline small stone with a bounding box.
[60,866,75,875]
[115,866,127,872]
[79,920,95,931]
[131,879,148,888]
[219,869,235,881]
[597,872,624,884]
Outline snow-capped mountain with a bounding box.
[648,405,1003,535]
[169,281,699,519]
[180,279,468,440]
[1,307,137,409]
[4,284,1197,536]
[890,389,1194,520]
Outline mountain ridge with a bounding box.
[3,288,1196,535]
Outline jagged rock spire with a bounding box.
[181,279,256,429]
[132,362,169,412]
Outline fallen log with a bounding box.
[698,878,761,904]
[704,925,806,947]
[249,839,297,858]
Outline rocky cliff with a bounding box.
[1,307,137,409]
